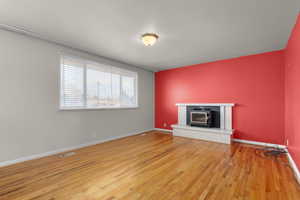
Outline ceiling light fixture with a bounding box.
[141,33,159,46]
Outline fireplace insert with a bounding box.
[190,110,212,127]
[186,106,220,128]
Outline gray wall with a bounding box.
[0,30,154,163]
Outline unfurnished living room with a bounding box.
[0,1,300,200]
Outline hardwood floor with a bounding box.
[0,131,299,200]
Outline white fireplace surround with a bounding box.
[171,103,235,144]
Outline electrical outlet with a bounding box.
[286,139,289,146]
[163,122,167,127]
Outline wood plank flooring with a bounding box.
[0,131,299,200]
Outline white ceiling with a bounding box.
[0,0,299,71]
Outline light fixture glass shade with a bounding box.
[141,33,158,46]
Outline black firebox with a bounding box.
[186,106,220,128]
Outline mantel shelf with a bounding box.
[176,103,235,106]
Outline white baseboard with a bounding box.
[154,128,172,133]
[286,151,300,184]
[0,129,153,168]
[232,139,286,149]
[233,139,300,184]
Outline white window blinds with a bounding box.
[60,57,85,107]
[60,56,138,109]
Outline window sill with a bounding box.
[59,106,139,111]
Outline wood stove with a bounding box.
[190,109,212,127]
[186,106,220,128]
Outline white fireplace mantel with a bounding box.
[176,103,234,106]
[172,103,235,144]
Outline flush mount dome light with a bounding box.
[141,33,159,46]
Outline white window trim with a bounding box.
[59,54,139,110]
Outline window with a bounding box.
[60,56,138,109]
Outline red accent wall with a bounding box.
[155,51,285,144]
[285,14,300,169]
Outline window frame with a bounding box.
[59,55,139,110]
